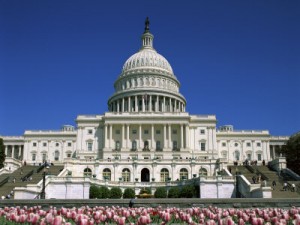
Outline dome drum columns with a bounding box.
[108,94,185,113]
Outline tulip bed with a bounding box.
[0,205,299,225]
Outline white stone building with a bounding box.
[1,19,288,185]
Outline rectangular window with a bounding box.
[88,142,93,151]
[42,154,47,161]
[43,142,47,147]
[132,130,137,134]
[172,129,177,134]
[200,129,205,134]
[32,154,36,161]
[116,130,120,134]
[200,142,206,151]
[68,142,72,147]
[173,141,178,150]
[88,129,93,134]
[156,130,160,134]
[144,130,149,134]
[67,153,71,158]
[55,143,59,147]
[222,142,226,147]
[257,142,261,147]
[247,142,251,147]
[33,142,37,147]
[257,153,262,161]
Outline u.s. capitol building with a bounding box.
[1,19,288,198]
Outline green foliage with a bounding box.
[99,186,110,199]
[110,187,122,199]
[123,188,136,199]
[180,185,196,198]
[0,138,5,169]
[283,131,300,175]
[154,187,167,198]
[167,187,180,198]
[139,187,151,194]
[89,185,100,199]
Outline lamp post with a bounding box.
[40,166,49,199]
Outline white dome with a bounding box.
[122,48,174,75]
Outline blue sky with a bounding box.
[0,0,299,136]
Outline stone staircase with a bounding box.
[228,165,300,198]
[0,165,64,199]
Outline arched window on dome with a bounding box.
[179,168,188,180]
[83,168,92,177]
[160,168,169,182]
[122,168,130,182]
[103,168,111,181]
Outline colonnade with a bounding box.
[109,94,185,113]
[4,145,23,160]
[104,123,190,151]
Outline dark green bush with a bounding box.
[123,188,136,199]
[99,186,110,199]
[154,187,167,198]
[167,187,180,198]
[180,185,196,198]
[89,185,100,199]
[110,187,123,199]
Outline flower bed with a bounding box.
[0,205,299,225]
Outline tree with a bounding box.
[283,131,300,175]
[154,187,167,198]
[110,187,122,199]
[123,188,136,199]
[99,186,110,199]
[89,185,100,199]
[0,138,5,169]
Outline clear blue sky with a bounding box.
[0,0,299,136]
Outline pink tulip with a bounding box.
[53,215,63,225]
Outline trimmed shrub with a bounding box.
[168,187,180,198]
[180,185,196,198]
[89,185,101,199]
[99,186,110,199]
[154,187,167,198]
[123,188,136,199]
[110,187,123,199]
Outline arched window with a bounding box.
[83,168,92,177]
[54,150,60,161]
[122,168,130,182]
[132,140,137,151]
[180,168,188,180]
[160,168,169,182]
[103,168,111,181]
[199,168,208,176]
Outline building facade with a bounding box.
[1,20,288,184]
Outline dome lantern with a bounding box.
[141,17,154,50]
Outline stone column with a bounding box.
[151,124,154,149]
[163,97,165,112]
[128,96,131,112]
[104,124,108,148]
[186,125,190,148]
[12,145,15,159]
[135,96,138,112]
[117,101,119,113]
[109,125,113,148]
[139,124,142,149]
[169,98,172,112]
[180,124,184,149]
[122,124,125,149]
[163,124,166,149]
[149,95,152,112]
[142,95,145,112]
[126,124,130,149]
[156,96,159,112]
[122,98,125,112]
[168,124,171,149]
